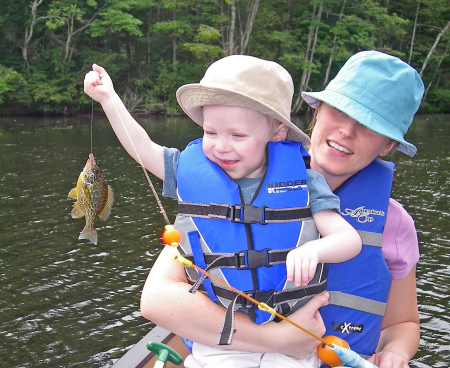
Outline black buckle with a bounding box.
[253,290,275,306]
[232,205,267,224]
[234,249,271,270]
[239,289,276,309]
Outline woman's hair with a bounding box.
[306,102,321,135]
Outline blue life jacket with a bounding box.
[174,138,326,344]
[321,158,394,364]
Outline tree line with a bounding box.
[0,0,448,116]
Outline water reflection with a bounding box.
[0,114,448,367]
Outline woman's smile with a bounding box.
[326,140,353,155]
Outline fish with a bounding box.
[68,153,114,245]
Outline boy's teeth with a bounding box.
[328,141,352,154]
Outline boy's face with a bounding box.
[202,105,286,180]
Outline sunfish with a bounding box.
[68,153,114,245]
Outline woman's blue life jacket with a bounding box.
[174,138,326,345]
[321,158,394,364]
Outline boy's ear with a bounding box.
[273,123,288,141]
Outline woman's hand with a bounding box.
[369,268,419,368]
[265,292,328,359]
[368,350,409,368]
[83,63,115,104]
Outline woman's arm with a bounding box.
[368,266,420,368]
[140,245,329,359]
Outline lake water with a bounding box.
[0,114,448,367]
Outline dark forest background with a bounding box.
[0,0,449,116]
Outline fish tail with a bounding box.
[79,226,98,245]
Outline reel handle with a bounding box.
[146,341,183,367]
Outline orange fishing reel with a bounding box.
[316,335,350,366]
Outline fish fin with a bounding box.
[71,204,84,219]
[68,188,77,199]
[99,185,114,221]
[79,226,98,245]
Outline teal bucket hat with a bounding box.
[302,50,424,156]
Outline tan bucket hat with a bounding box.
[176,55,310,145]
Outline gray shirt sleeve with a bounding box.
[307,169,341,215]
[162,146,180,199]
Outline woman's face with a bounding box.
[309,103,396,191]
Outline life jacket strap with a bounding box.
[358,230,383,247]
[217,294,239,345]
[214,279,330,346]
[212,279,327,309]
[188,254,230,294]
[178,202,312,225]
[183,248,293,271]
[328,291,387,316]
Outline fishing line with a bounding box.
[90,99,94,153]
[102,86,171,225]
[264,274,288,305]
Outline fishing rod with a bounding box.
[171,251,377,368]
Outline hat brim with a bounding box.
[302,91,417,156]
[177,84,310,146]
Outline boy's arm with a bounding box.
[84,64,165,180]
[313,209,362,262]
[286,209,362,286]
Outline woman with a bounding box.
[302,50,423,368]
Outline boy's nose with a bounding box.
[215,138,231,153]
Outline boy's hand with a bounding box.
[84,63,115,103]
[286,243,320,287]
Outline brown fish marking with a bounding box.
[68,153,114,245]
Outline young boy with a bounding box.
[84,55,361,367]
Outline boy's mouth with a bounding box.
[218,158,238,167]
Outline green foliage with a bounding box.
[46,1,84,30]
[423,88,450,113]
[183,43,225,63]
[99,9,143,36]
[0,66,25,104]
[0,0,448,115]
[195,25,221,44]
[152,20,191,37]
[24,71,81,113]
[183,25,224,62]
